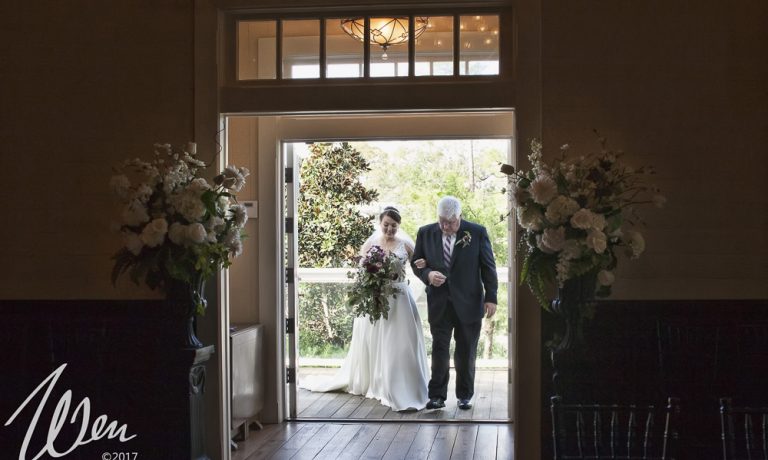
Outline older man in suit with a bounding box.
[412,196,498,410]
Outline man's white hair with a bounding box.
[437,196,462,219]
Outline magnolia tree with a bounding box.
[298,142,379,354]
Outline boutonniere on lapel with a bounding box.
[456,230,472,248]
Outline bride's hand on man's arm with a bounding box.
[413,258,427,269]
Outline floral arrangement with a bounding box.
[456,230,472,248]
[110,142,250,314]
[501,136,665,311]
[346,245,403,323]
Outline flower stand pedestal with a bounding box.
[177,345,215,460]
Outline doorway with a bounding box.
[226,111,516,426]
[288,138,511,422]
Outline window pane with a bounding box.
[238,20,277,80]
[415,16,453,76]
[327,18,363,78]
[459,15,499,76]
[367,17,413,77]
[370,62,396,77]
[282,20,320,79]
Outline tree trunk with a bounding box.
[482,319,495,359]
[320,295,335,341]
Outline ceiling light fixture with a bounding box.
[341,17,429,60]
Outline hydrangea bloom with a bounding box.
[110,142,250,314]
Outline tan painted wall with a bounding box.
[0,1,196,299]
[541,0,768,299]
[227,117,260,325]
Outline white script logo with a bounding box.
[4,363,137,460]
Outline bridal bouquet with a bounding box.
[501,137,665,310]
[346,245,403,323]
[110,142,249,314]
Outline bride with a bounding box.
[300,206,430,411]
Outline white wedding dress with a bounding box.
[300,239,429,411]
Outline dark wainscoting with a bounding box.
[0,300,213,459]
[541,299,768,459]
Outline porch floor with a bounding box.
[297,368,509,420]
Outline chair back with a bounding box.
[551,395,681,460]
[720,397,768,460]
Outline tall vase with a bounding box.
[166,273,207,349]
[549,273,596,395]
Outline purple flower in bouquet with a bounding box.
[347,245,403,323]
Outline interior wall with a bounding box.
[227,118,260,325]
[0,2,226,459]
[541,0,768,299]
[0,1,196,299]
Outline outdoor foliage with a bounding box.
[355,140,510,360]
[297,140,511,360]
[298,142,378,353]
[298,142,379,268]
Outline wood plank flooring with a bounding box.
[231,422,514,460]
[297,368,509,421]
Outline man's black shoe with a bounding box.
[458,399,472,410]
[426,398,445,410]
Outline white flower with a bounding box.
[140,218,168,248]
[121,199,150,227]
[122,231,144,256]
[597,270,615,286]
[220,165,250,192]
[586,229,607,254]
[217,195,231,213]
[205,216,226,233]
[168,222,187,245]
[591,213,606,231]
[187,177,211,193]
[229,238,243,257]
[561,239,582,260]
[625,230,645,259]
[511,187,530,208]
[540,226,566,252]
[232,204,248,228]
[170,189,207,222]
[529,175,558,205]
[518,206,544,231]
[186,223,207,244]
[653,194,667,208]
[545,196,580,224]
[224,228,243,257]
[570,208,595,229]
[109,175,131,199]
[134,183,153,203]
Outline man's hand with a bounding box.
[484,302,497,318]
[413,258,427,269]
[428,271,447,287]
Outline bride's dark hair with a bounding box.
[379,206,401,224]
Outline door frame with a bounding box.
[252,110,517,422]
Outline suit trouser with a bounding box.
[428,300,483,401]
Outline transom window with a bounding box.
[235,13,501,81]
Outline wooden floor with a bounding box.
[231,422,513,460]
[297,368,509,421]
